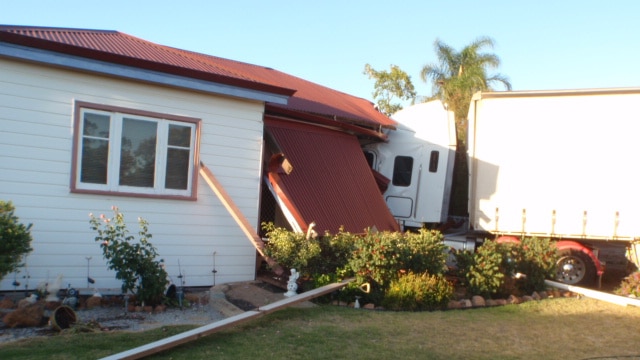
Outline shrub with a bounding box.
[348,229,449,304]
[262,222,321,276]
[383,272,454,311]
[307,227,357,277]
[89,207,168,306]
[453,237,558,298]
[453,240,513,298]
[400,229,448,276]
[615,271,640,297]
[518,237,557,293]
[0,201,33,280]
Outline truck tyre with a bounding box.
[555,249,596,286]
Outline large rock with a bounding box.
[2,303,45,328]
[471,295,486,307]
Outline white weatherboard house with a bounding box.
[0,26,398,292]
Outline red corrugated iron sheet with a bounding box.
[265,117,399,234]
[0,25,395,130]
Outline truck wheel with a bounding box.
[555,249,596,286]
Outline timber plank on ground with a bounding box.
[100,279,353,360]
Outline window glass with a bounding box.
[165,124,192,190]
[392,156,413,186]
[119,118,157,187]
[80,113,110,184]
[429,151,439,173]
[75,106,197,198]
[364,151,375,168]
[166,148,190,189]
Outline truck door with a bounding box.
[387,155,415,218]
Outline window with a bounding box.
[429,151,439,173]
[72,102,199,199]
[392,156,413,186]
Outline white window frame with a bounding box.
[71,102,200,200]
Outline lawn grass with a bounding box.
[2,297,640,359]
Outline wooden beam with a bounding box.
[545,280,640,307]
[100,310,263,360]
[258,278,353,314]
[199,161,282,274]
[99,279,353,360]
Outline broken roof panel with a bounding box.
[265,117,399,235]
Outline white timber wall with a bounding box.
[0,58,265,292]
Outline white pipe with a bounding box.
[545,280,640,307]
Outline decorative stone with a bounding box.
[531,292,541,300]
[448,300,461,309]
[507,295,521,304]
[485,299,497,307]
[471,295,486,307]
[2,303,45,328]
[521,295,533,302]
[363,303,375,310]
[494,299,507,306]
[538,291,549,299]
[86,296,102,309]
[460,299,473,308]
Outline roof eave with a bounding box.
[0,31,295,103]
[265,104,390,141]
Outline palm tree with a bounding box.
[420,37,511,217]
[421,36,511,145]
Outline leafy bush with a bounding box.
[307,228,357,277]
[348,229,448,304]
[615,271,640,297]
[518,237,557,293]
[453,237,558,298]
[400,230,448,275]
[0,201,33,280]
[89,207,168,306]
[453,240,514,298]
[383,272,454,311]
[262,222,321,276]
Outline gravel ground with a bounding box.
[0,281,289,345]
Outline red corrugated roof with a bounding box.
[265,117,399,234]
[0,25,395,130]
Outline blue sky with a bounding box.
[2,0,639,103]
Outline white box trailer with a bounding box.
[468,88,640,244]
[366,89,640,286]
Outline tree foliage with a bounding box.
[0,201,33,280]
[420,36,512,144]
[363,64,417,116]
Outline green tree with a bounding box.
[0,201,33,280]
[420,37,511,216]
[420,36,511,144]
[364,64,417,116]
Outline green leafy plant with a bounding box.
[0,201,33,280]
[89,206,168,306]
[382,271,454,311]
[399,229,448,276]
[348,229,449,304]
[453,237,558,298]
[307,227,357,276]
[262,222,321,276]
[518,237,558,293]
[453,240,512,298]
[615,271,640,297]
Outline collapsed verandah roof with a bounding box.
[265,117,399,235]
[0,25,396,133]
